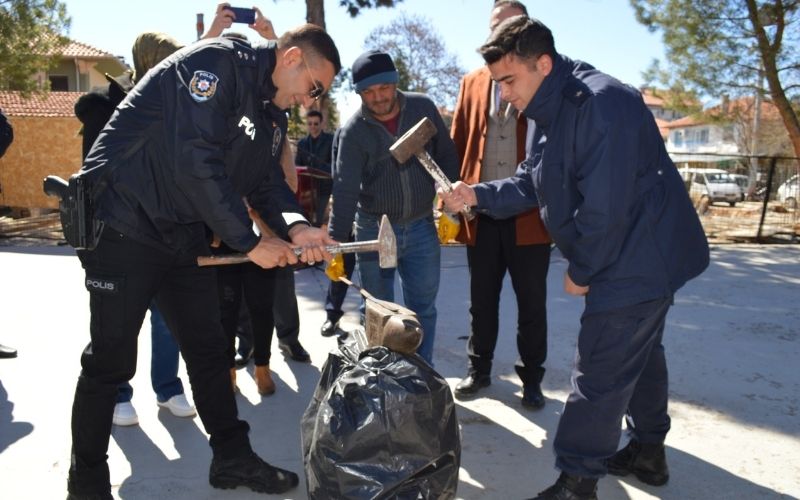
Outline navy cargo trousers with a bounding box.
[553,296,673,478]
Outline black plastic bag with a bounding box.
[302,337,460,500]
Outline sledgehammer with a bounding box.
[197,214,397,268]
[390,117,475,221]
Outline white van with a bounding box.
[679,168,743,207]
[777,174,798,208]
[729,174,749,201]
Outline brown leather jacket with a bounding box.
[450,67,550,245]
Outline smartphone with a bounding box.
[224,6,256,24]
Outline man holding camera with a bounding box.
[66,23,341,499]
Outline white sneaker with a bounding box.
[157,394,196,418]
[112,402,139,426]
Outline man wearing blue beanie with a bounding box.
[327,50,460,365]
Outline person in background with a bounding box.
[273,265,310,362]
[440,15,709,499]
[205,2,277,42]
[0,107,18,359]
[74,32,195,426]
[449,0,552,409]
[327,50,460,365]
[66,22,341,498]
[215,207,281,395]
[320,128,355,337]
[295,109,334,226]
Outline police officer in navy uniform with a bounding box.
[67,24,341,499]
[440,16,709,500]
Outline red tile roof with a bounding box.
[641,89,665,107]
[660,97,782,130]
[58,39,118,59]
[36,33,118,59]
[0,91,83,117]
[662,115,701,129]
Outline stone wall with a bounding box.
[0,116,83,209]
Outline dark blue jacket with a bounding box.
[82,38,303,256]
[473,55,709,313]
[295,131,334,175]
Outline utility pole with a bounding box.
[196,13,205,41]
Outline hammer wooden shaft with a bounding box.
[417,150,475,221]
[197,239,382,267]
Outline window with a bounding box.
[49,75,68,91]
[722,125,735,142]
[684,127,709,146]
[673,130,684,147]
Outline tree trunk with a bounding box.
[304,0,330,118]
[306,0,326,29]
[746,0,800,161]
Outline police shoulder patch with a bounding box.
[189,70,219,102]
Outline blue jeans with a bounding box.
[355,212,440,365]
[116,303,184,404]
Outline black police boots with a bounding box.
[66,493,113,500]
[209,452,299,494]
[528,472,598,500]
[607,439,669,486]
[454,371,491,397]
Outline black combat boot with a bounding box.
[66,492,113,500]
[527,472,598,500]
[209,452,299,494]
[454,370,491,397]
[607,439,669,486]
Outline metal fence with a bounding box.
[670,153,799,243]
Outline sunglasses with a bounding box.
[302,56,324,101]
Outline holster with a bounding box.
[43,174,104,250]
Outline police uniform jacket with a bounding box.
[328,91,459,243]
[450,66,550,246]
[473,54,709,313]
[82,38,303,256]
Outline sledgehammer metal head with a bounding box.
[389,117,475,222]
[389,116,437,164]
[375,214,397,268]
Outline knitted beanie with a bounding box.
[352,50,398,92]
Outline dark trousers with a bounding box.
[314,178,333,226]
[554,297,672,478]
[324,236,355,323]
[217,263,277,367]
[69,229,250,494]
[273,266,300,343]
[465,215,550,386]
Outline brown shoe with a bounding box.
[230,367,238,393]
[255,365,276,395]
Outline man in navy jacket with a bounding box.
[441,16,709,500]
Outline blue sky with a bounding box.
[61,0,666,119]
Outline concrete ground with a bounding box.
[0,242,798,499]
